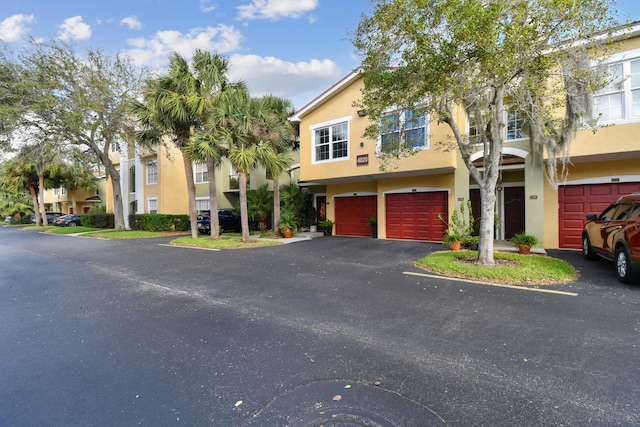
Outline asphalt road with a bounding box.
[1,226,639,426]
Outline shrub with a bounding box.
[128,214,189,231]
[85,212,115,229]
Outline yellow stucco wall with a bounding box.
[299,74,458,183]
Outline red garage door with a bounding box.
[334,196,377,236]
[559,183,640,248]
[386,192,448,241]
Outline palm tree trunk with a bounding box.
[29,185,41,226]
[207,157,220,240]
[273,177,281,234]
[239,171,251,242]
[182,154,199,239]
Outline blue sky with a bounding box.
[1,0,639,109]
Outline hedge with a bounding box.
[128,214,190,232]
[82,212,114,229]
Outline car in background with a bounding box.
[582,193,640,283]
[53,213,82,227]
[31,212,63,224]
[197,209,242,234]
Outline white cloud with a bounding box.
[200,0,216,13]
[58,16,91,41]
[123,25,243,69]
[228,54,341,108]
[120,16,142,31]
[0,14,35,42]
[237,0,318,20]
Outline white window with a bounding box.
[467,109,485,145]
[196,197,210,213]
[311,117,350,163]
[595,63,624,122]
[506,110,527,140]
[53,188,59,196]
[60,187,66,196]
[147,198,158,214]
[594,52,640,123]
[110,142,120,153]
[379,110,428,152]
[194,162,208,184]
[146,160,158,185]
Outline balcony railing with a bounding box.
[228,174,250,190]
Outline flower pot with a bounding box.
[323,227,333,236]
[518,245,531,254]
[310,225,317,233]
[449,241,461,251]
[282,229,293,238]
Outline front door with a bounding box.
[503,186,525,239]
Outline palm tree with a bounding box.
[0,156,40,224]
[214,91,293,242]
[130,52,200,238]
[187,50,247,240]
[257,95,296,234]
[246,184,273,231]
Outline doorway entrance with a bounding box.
[470,185,525,240]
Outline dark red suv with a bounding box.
[582,193,640,283]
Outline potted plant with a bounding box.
[439,201,473,251]
[442,231,463,250]
[367,216,377,238]
[511,232,539,254]
[462,235,479,250]
[318,219,335,236]
[280,210,296,238]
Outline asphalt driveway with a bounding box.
[1,227,638,426]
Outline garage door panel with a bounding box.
[386,192,447,241]
[335,196,377,237]
[559,183,640,249]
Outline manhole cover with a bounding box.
[298,408,396,427]
[242,380,446,426]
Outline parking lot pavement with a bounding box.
[1,228,639,425]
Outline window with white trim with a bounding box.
[196,198,210,213]
[379,110,428,152]
[506,110,527,140]
[312,118,349,162]
[147,198,158,214]
[595,62,624,121]
[146,160,158,185]
[194,162,208,184]
[594,55,640,123]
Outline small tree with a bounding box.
[353,0,618,265]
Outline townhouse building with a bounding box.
[290,23,640,249]
[42,177,106,214]
[106,141,300,228]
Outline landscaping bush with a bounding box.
[84,212,115,229]
[128,214,189,232]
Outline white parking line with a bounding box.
[403,271,578,296]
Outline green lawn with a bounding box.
[171,234,282,249]
[416,250,577,285]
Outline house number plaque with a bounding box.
[356,154,369,166]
